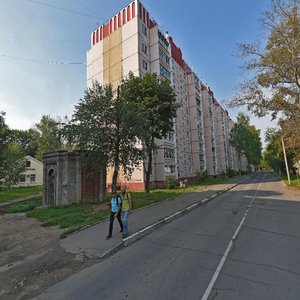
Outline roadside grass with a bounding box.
[3,175,240,238]
[280,174,300,189]
[0,186,42,203]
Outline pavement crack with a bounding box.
[243,225,300,238]
[223,271,271,286]
[163,227,215,238]
[229,257,300,277]
[144,240,222,258]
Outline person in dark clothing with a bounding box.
[106,191,123,240]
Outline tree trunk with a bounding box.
[144,139,154,194]
[99,164,107,202]
[238,153,242,176]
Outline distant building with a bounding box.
[18,156,43,186]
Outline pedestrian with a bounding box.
[106,191,123,240]
[121,188,132,238]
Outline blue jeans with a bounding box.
[121,210,129,235]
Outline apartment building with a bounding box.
[87,0,245,189]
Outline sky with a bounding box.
[0,0,276,146]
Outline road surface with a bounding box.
[35,172,300,300]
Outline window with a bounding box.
[165,132,174,142]
[142,43,148,55]
[26,161,31,167]
[164,165,175,174]
[159,49,170,65]
[30,174,36,182]
[164,148,175,159]
[158,31,169,49]
[142,60,148,70]
[160,64,171,80]
[20,175,26,182]
[142,24,147,36]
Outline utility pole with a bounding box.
[281,135,291,185]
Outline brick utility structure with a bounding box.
[87,0,246,190]
[42,151,106,206]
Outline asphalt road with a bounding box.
[34,172,300,300]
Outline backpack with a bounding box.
[116,195,122,211]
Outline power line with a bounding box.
[25,0,103,20]
[0,52,86,65]
[0,38,89,44]
[73,0,94,14]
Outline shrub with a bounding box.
[225,168,236,177]
[164,176,177,189]
[196,169,209,182]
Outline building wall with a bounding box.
[187,72,206,174]
[86,0,248,188]
[18,156,43,187]
[201,87,218,176]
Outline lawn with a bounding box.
[3,175,240,238]
[281,174,300,189]
[0,186,42,203]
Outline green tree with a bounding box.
[0,112,26,188]
[229,113,262,173]
[122,72,179,193]
[10,128,40,158]
[66,81,142,193]
[0,141,26,188]
[228,0,300,160]
[34,115,65,160]
[264,127,294,173]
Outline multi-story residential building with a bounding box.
[86,0,247,189]
[201,85,218,176]
[169,37,193,179]
[185,67,206,174]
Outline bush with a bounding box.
[196,170,209,182]
[164,176,177,189]
[226,168,236,177]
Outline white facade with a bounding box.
[18,156,43,187]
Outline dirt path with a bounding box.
[0,213,98,300]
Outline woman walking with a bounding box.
[121,188,132,238]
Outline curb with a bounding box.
[98,179,244,260]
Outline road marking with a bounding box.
[201,182,262,300]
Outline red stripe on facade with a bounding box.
[114,16,117,31]
[143,7,145,23]
[127,5,131,21]
[100,26,103,40]
[96,29,99,43]
[118,12,121,27]
[123,9,126,24]
[109,19,113,33]
[147,12,149,27]
[169,36,185,69]
[103,24,109,38]
[92,31,95,45]
[132,2,136,18]
[139,3,142,19]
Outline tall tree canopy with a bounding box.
[65,81,142,192]
[0,112,26,188]
[34,115,66,160]
[122,72,179,193]
[229,113,262,171]
[228,0,300,161]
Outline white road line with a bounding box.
[201,181,262,300]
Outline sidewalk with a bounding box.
[60,178,244,260]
